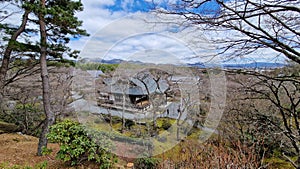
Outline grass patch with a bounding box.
[264,157,295,169]
[0,161,48,169]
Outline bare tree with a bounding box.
[49,67,74,119]
[176,80,200,141]
[157,1,300,167]
[225,65,300,168]
[0,79,44,136]
[157,0,300,63]
[136,68,170,133]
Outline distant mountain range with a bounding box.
[86,59,287,69]
[100,59,144,64]
[98,59,124,64]
[87,59,144,65]
[189,62,287,69]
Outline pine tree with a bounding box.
[33,0,88,155]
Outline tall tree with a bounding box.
[32,0,88,155]
[0,0,87,156]
[157,0,300,63]
[36,0,52,156]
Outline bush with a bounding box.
[0,102,44,136]
[134,157,161,169]
[47,120,117,168]
[125,119,135,129]
[102,114,121,124]
[161,119,172,130]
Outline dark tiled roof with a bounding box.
[104,74,169,95]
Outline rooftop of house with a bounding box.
[101,73,169,96]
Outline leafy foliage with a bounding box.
[28,0,88,59]
[47,59,76,67]
[47,120,117,168]
[134,157,161,169]
[160,119,172,130]
[0,102,44,136]
[125,119,135,129]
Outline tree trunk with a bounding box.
[122,93,126,133]
[0,8,31,101]
[37,0,55,156]
[176,120,180,141]
[296,155,300,169]
[177,105,183,141]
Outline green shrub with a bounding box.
[161,119,172,130]
[47,120,117,168]
[0,102,44,136]
[102,114,122,124]
[125,119,135,129]
[134,157,161,169]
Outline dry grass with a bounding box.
[0,133,124,169]
[0,133,61,168]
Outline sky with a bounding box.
[69,0,287,65]
[70,0,213,65]
[0,0,288,64]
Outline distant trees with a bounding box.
[158,0,300,63]
[76,62,118,73]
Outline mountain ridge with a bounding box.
[85,58,287,69]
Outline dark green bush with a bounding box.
[102,114,122,124]
[161,119,172,130]
[0,102,44,136]
[47,120,117,168]
[134,157,161,169]
[125,119,135,129]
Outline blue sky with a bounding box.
[104,0,155,13]
[69,0,288,64]
[71,0,233,65]
[103,0,222,14]
[0,0,285,64]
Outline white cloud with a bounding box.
[1,0,291,64]
[77,12,216,64]
[69,0,127,52]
